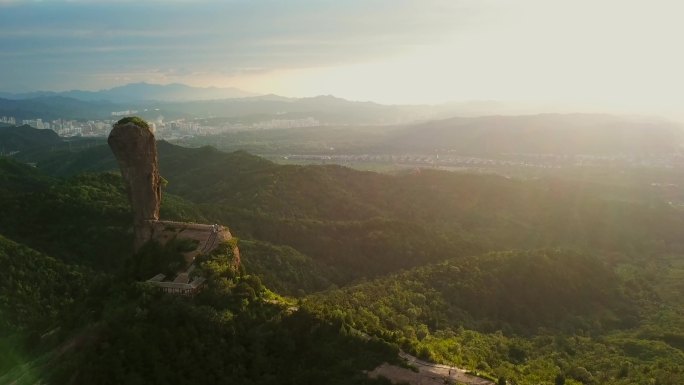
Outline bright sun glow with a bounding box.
[223,0,684,117]
[1,0,683,118]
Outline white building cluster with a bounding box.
[111,110,139,117]
[3,113,322,139]
[1,116,16,125]
[251,117,320,130]
[12,116,120,137]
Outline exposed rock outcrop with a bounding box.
[108,118,161,251]
[107,117,239,292]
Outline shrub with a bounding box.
[116,116,150,130]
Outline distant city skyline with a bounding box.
[1,0,683,119]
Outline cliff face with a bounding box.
[107,121,161,251]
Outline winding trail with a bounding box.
[351,329,495,385]
[268,302,494,385]
[391,351,495,385]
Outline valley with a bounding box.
[4,1,684,383]
[1,122,684,384]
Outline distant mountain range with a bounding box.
[0,82,556,124]
[0,96,118,121]
[2,83,683,142]
[4,113,683,157]
[0,93,442,123]
[0,82,257,103]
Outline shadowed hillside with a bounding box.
[2,138,684,384]
[8,140,684,284]
[0,124,62,152]
[382,114,684,154]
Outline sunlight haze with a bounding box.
[4,2,684,384]
[1,0,683,118]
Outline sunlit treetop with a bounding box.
[116,116,150,130]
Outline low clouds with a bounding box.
[6,0,681,119]
[0,0,470,91]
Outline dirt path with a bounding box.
[368,351,495,385]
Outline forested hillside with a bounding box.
[0,158,396,384]
[16,140,684,282]
[0,125,62,153]
[306,249,684,384]
[1,137,684,384]
[0,235,91,377]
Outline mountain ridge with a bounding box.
[0,82,257,103]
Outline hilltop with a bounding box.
[0,124,61,153]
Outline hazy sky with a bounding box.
[1,0,683,116]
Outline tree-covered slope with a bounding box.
[0,157,205,271]
[308,249,638,336]
[238,239,335,296]
[0,234,93,376]
[0,235,91,334]
[0,156,53,193]
[0,227,396,385]
[2,142,684,384]
[0,124,62,152]
[0,160,398,384]
[305,249,684,384]
[11,140,684,283]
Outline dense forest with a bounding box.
[1,128,684,384]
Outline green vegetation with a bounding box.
[126,238,192,280]
[239,239,334,296]
[0,159,204,271]
[305,249,684,384]
[2,133,684,384]
[308,249,634,336]
[0,156,53,193]
[115,116,150,130]
[41,232,395,385]
[20,141,684,282]
[0,235,90,334]
[0,156,395,384]
[0,124,61,152]
[0,234,92,376]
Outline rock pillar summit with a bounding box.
[107,116,237,294]
[108,117,161,251]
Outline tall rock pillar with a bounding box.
[107,118,161,251]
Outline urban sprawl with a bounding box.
[1,114,321,139]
